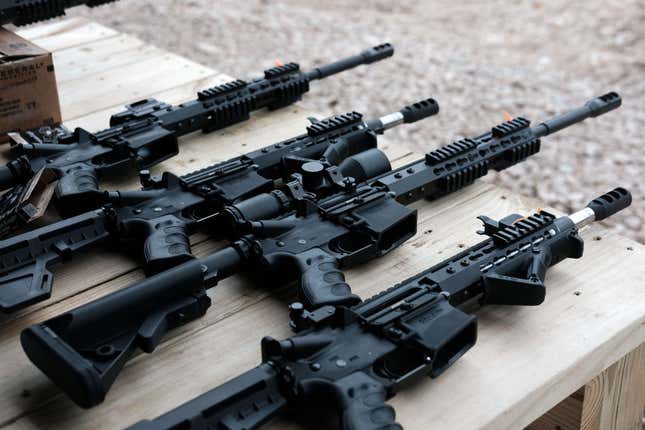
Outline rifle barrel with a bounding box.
[367,98,440,132]
[532,92,621,138]
[569,187,632,228]
[305,43,394,80]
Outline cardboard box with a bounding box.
[0,27,61,142]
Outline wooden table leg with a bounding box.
[528,343,645,430]
[581,342,645,430]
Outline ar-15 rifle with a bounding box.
[0,44,394,232]
[123,187,632,430]
[0,0,117,26]
[19,93,621,408]
[0,97,438,312]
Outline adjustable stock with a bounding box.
[21,245,245,407]
[125,187,633,430]
[21,258,212,408]
[0,210,110,312]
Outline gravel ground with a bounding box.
[71,0,645,243]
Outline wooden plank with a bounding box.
[53,34,159,84]
[17,18,118,52]
[57,52,213,120]
[580,342,645,430]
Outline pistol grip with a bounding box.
[334,373,401,430]
[143,216,193,275]
[295,249,360,309]
[55,163,104,216]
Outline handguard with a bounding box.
[476,211,583,306]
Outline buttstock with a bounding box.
[21,259,211,408]
[0,260,53,313]
[0,210,110,312]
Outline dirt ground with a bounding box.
[71,0,645,243]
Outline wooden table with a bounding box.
[0,19,644,430]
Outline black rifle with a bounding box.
[0,44,394,232]
[0,98,438,312]
[19,93,621,408]
[124,187,632,430]
[0,0,117,26]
